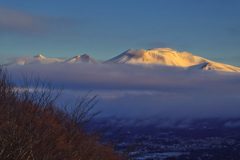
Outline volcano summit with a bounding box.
[106,48,240,72]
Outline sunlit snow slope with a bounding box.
[106,48,240,72]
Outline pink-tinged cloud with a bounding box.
[0,7,34,27]
[0,7,46,34]
[0,7,80,35]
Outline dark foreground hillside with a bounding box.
[0,69,125,160]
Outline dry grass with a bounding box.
[0,69,125,160]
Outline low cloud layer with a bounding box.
[7,63,240,120]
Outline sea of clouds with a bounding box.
[6,62,240,128]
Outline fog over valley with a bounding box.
[7,60,240,122]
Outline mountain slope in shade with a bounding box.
[106,48,240,72]
[4,54,64,66]
[64,54,99,64]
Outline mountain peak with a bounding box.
[73,54,90,59]
[106,48,240,72]
[148,48,174,51]
[34,54,45,58]
[74,56,81,59]
[80,54,90,58]
[65,54,99,64]
[106,48,205,66]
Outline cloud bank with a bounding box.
[7,63,240,120]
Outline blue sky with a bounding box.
[1,0,240,66]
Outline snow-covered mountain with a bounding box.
[4,54,99,66]
[105,48,240,72]
[4,54,64,66]
[3,48,240,73]
[64,54,99,64]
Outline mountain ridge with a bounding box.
[3,48,240,73]
[64,54,100,64]
[4,54,99,66]
[105,48,240,72]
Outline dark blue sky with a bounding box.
[1,0,240,66]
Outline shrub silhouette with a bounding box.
[0,69,125,160]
